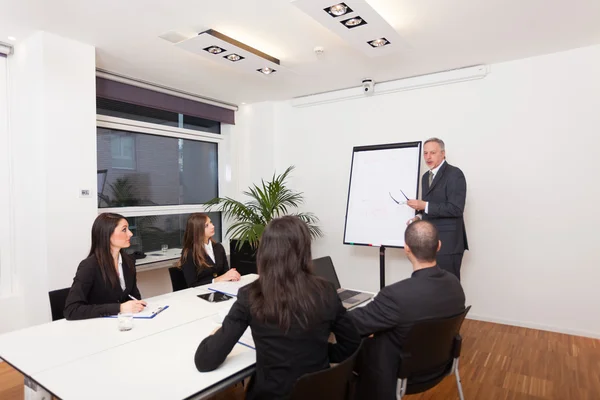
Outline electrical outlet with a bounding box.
[79,189,91,198]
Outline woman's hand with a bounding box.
[216,268,241,282]
[120,300,147,313]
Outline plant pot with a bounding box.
[229,239,257,276]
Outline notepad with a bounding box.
[208,274,259,297]
[238,327,255,350]
[106,304,169,319]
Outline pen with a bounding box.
[128,294,147,307]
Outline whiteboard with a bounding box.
[343,142,422,248]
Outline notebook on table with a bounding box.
[207,273,259,297]
[312,256,373,309]
[105,303,169,319]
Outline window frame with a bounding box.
[97,114,224,244]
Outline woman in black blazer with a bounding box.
[63,213,147,320]
[178,213,240,287]
[195,216,361,399]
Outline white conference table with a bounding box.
[0,277,258,400]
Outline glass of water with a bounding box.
[161,244,168,252]
[117,312,134,331]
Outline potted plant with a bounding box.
[206,166,323,274]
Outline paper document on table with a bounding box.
[208,274,259,296]
[105,303,169,319]
[238,327,255,350]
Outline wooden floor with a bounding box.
[1,319,599,399]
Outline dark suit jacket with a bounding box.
[195,281,361,400]
[181,242,229,287]
[63,253,142,320]
[349,267,465,400]
[420,161,469,255]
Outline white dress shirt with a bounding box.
[424,159,445,215]
[204,241,215,263]
[117,253,126,291]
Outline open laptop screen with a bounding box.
[312,256,341,290]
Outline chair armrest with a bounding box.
[452,334,462,358]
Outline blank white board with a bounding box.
[343,142,422,248]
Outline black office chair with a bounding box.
[168,266,188,292]
[289,341,362,400]
[396,306,471,400]
[48,288,71,321]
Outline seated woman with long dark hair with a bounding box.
[194,216,360,399]
[178,213,240,287]
[63,213,147,320]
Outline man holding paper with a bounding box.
[406,138,468,280]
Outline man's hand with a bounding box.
[407,199,426,211]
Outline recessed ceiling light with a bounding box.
[224,53,244,62]
[176,29,281,74]
[241,102,246,105]
[7,36,16,41]
[203,45,226,54]
[341,17,367,28]
[368,38,390,48]
[257,67,276,75]
[325,3,352,17]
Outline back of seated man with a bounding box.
[349,220,466,400]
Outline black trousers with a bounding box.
[436,253,464,281]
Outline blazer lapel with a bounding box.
[425,162,448,196]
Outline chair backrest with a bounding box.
[168,267,188,292]
[48,288,71,321]
[289,341,362,400]
[312,256,341,290]
[398,305,471,379]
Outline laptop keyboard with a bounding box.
[338,290,361,301]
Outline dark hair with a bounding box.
[404,220,439,262]
[249,216,328,332]
[89,212,132,288]
[177,213,214,271]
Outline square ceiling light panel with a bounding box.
[291,0,405,57]
[175,29,280,76]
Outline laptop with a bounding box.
[312,256,373,309]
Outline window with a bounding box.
[0,54,12,295]
[110,133,136,170]
[97,94,223,256]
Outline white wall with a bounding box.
[236,44,600,338]
[0,32,97,334]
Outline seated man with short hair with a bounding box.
[349,220,466,400]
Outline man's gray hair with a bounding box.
[424,137,445,151]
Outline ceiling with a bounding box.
[1,0,600,106]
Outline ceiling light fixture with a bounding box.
[224,53,244,62]
[325,3,352,17]
[341,17,367,28]
[204,45,226,54]
[7,36,16,41]
[176,29,281,75]
[368,38,390,48]
[257,67,276,75]
[292,0,405,57]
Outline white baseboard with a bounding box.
[467,314,600,340]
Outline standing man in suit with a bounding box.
[406,138,468,280]
[349,220,465,400]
